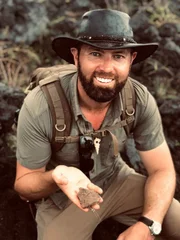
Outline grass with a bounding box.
[0,41,41,88]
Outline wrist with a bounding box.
[138,216,162,236]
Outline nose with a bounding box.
[97,55,114,72]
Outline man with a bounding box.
[14,9,180,240]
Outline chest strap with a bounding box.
[54,115,134,157]
[55,115,134,142]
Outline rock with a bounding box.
[0,83,25,108]
[0,83,25,133]
[130,10,161,43]
[159,99,180,139]
[143,25,161,42]
[159,23,178,38]
[159,38,180,68]
[169,0,180,17]
[77,188,101,209]
[0,0,49,44]
[68,0,92,10]
[130,10,149,32]
[171,71,180,92]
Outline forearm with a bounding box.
[142,169,176,223]
[14,170,58,201]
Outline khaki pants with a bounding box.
[36,172,180,240]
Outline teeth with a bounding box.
[96,77,112,83]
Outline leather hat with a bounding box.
[52,9,158,64]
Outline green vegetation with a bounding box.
[0,41,41,88]
[146,0,179,26]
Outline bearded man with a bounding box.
[14,9,180,240]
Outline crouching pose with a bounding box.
[14,9,180,240]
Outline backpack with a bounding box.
[17,64,136,156]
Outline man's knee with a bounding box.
[161,198,180,240]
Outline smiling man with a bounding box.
[14,9,180,240]
[73,46,137,104]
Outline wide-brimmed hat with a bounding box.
[52,9,158,64]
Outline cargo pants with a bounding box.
[36,170,180,240]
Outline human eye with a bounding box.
[114,54,125,60]
[90,52,101,57]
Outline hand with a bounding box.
[117,222,155,240]
[52,165,103,211]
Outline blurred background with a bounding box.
[0,0,179,239]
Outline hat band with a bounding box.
[78,36,136,44]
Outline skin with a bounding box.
[14,44,176,239]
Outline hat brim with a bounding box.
[52,36,158,64]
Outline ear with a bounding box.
[131,52,137,64]
[70,48,78,66]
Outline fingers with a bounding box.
[87,182,103,195]
[80,203,101,212]
[91,203,101,210]
[85,183,104,211]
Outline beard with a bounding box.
[78,61,128,103]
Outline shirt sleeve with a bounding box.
[132,81,165,151]
[16,86,52,169]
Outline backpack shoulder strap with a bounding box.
[121,77,136,136]
[39,75,72,152]
[33,64,77,152]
